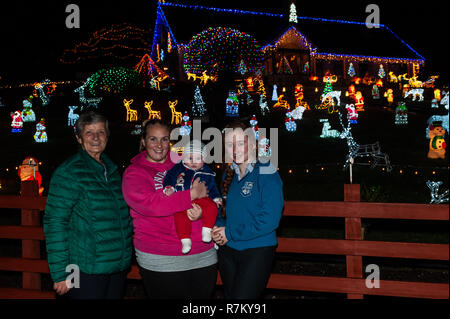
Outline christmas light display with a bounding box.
[273,94,290,109]
[426,181,449,204]
[321,91,341,107]
[123,99,138,122]
[11,111,23,133]
[408,76,423,88]
[426,114,449,138]
[258,137,271,158]
[144,101,162,120]
[289,2,298,23]
[385,88,394,105]
[278,56,293,74]
[34,80,51,106]
[259,93,269,116]
[347,63,356,78]
[338,113,392,171]
[378,64,386,78]
[183,27,263,78]
[441,91,449,110]
[168,100,182,124]
[246,77,254,90]
[88,67,140,96]
[404,88,424,102]
[61,23,153,64]
[423,76,439,88]
[131,124,142,136]
[272,84,278,101]
[372,84,380,99]
[291,105,306,120]
[179,112,192,136]
[134,53,169,87]
[249,115,259,140]
[431,99,439,109]
[18,157,44,196]
[320,119,340,138]
[388,71,398,83]
[354,91,365,111]
[22,99,35,122]
[346,104,358,124]
[67,105,79,126]
[34,119,48,143]
[427,124,446,159]
[434,89,441,102]
[285,111,297,132]
[238,59,248,75]
[395,102,408,125]
[226,91,239,117]
[192,86,206,117]
[74,77,103,110]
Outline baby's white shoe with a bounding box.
[202,227,212,243]
[181,238,192,254]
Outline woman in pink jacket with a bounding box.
[122,119,216,299]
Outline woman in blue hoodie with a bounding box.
[212,120,284,299]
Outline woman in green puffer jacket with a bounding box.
[43,111,132,299]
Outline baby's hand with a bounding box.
[214,198,223,207]
[164,186,175,196]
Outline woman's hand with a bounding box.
[187,203,202,221]
[190,178,209,200]
[53,280,71,295]
[212,226,228,246]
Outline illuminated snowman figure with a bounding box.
[285,111,297,132]
[22,99,36,122]
[34,119,48,143]
[225,91,239,117]
[258,137,271,158]
[179,112,192,136]
[249,115,259,141]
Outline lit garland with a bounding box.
[311,52,424,66]
[183,27,263,77]
[60,23,153,64]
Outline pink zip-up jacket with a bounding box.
[122,151,214,256]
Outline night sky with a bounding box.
[0,0,448,82]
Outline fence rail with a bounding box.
[0,182,448,299]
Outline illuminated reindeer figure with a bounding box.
[338,113,392,172]
[168,100,182,124]
[74,77,103,110]
[123,99,138,122]
[426,181,449,204]
[144,100,161,120]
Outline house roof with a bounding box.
[154,2,424,64]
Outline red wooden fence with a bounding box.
[0,181,448,299]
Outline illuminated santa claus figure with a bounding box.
[11,111,23,133]
[18,156,44,196]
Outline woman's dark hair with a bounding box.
[220,120,252,219]
[75,111,109,138]
[139,118,172,151]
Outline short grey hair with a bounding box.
[75,111,110,137]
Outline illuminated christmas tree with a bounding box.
[289,2,298,23]
[348,63,356,77]
[378,64,386,78]
[192,86,206,117]
[323,81,333,95]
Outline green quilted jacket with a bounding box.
[43,149,133,283]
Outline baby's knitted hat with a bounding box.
[183,139,207,159]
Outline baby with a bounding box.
[163,140,221,254]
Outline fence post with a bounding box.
[21,181,41,290]
[344,184,363,299]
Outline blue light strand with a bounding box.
[158,2,425,63]
[383,25,425,60]
[160,2,284,18]
[151,2,178,61]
